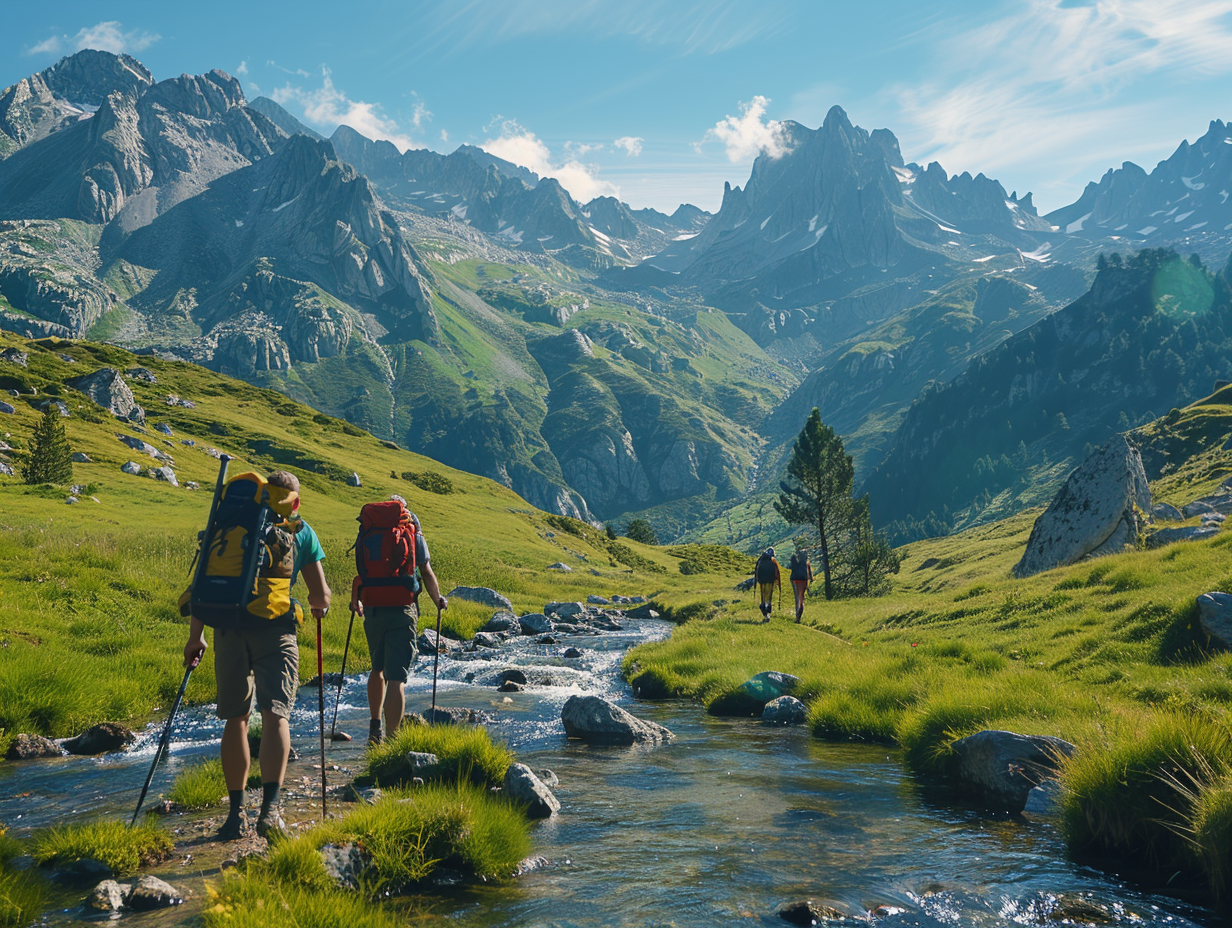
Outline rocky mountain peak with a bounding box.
[42,49,153,105]
[142,69,247,120]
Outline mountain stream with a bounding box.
[0,617,1221,926]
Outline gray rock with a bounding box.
[70,452,91,463]
[1023,779,1061,815]
[57,353,76,363]
[1146,525,1221,549]
[1185,493,1232,517]
[40,400,70,417]
[537,769,560,787]
[5,733,63,759]
[762,695,808,725]
[562,647,584,659]
[125,367,157,384]
[629,595,646,604]
[423,706,488,725]
[86,879,127,913]
[545,601,585,618]
[515,855,551,875]
[950,729,1074,813]
[518,613,552,635]
[482,611,519,633]
[124,875,183,911]
[779,901,846,925]
[347,471,362,487]
[404,751,442,777]
[121,461,142,475]
[587,595,611,605]
[591,614,623,631]
[0,348,28,367]
[418,628,445,654]
[152,465,178,487]
[0,463,12,476]
[65,496,78,505]
[473,632,501,649]
[320,843,372,890]
[155,423,174,436]
[741,671,800,700]
[561,694,675,745]
[1184,500,1218,517]
[498,669,528,686]
[184,481,199,490]
[626,604,661,620]
[180,438,195,446]
[66,368,138,419]
[61,722,136,755]
[1151,502,1183,522]
[1203,513,1227,524]
[499,680,524,693]
[1014,437,1151,577]
[0,401,13,414]
[448,586,514,611]
[547,562,572,572]
[503,762,560,818]
[119,434,160,457]
[1196,591,1232,650]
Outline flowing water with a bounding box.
[1,618,1223,926]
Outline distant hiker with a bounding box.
[789,546,813,623]
[351,494,447,745]
[182,470,332,842]
[754,547,781,621]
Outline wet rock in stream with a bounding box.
[561,695,675,745]
[5,733,63,760]
[125,875,184,911]
[502,762,560,818]
[86,880,128,913]
[778,900,846,924]
[61,722,136,755]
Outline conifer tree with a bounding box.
[23,405,73,486]
[625,518,658,545]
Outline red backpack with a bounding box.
[352,500,419,609]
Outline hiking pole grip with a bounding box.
[430,600,443,719]
[330,608,355,737]
[131,655,198,826]
[316,611,327,819]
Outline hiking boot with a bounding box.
[367,720,383,746]
[217,812,246,841]
[255,809,287,843]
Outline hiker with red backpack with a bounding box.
[352,494,447,744]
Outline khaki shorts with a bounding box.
[364,603,419,684]
[213,625,299,720]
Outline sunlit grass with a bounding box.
[30,820,172,876]
[363,722,511,787]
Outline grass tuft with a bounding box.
[31,820,173,876]
[363,723,511,787]
[166,758,228,810]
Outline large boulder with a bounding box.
[1146,525,1220,549]
[502,763,561,818]
[518,613,552,635]
[949,730,1074,813]
[1151,502,1183,522]
[1196,592,1232,650]
[762,695,808,725]
[1014,437,1151,577]
[545,601,585,618]
[710,671,800,716]
[61,722,136,755]
[66,368,138,419]
[481,612,519,634]
[447,586,513,611]
[561,695,675,745]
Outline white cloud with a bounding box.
[411,96,432,130]
[236,60,249,76]
[566,141,605,157]
[273,68,419,151]
[481,118,618,201]
[702,95,789,163]
[440,129,449,143]
[613,136,644,157]
[25,20,160,57]
[888,0,1232,208]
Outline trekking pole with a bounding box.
[189,455,232,585]
[329,608,356,742]
[430,599,443,720]
[315,610,327,819]
[131,655,199,826]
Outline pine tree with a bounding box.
[23,405,73,486]
[625,519,658,545]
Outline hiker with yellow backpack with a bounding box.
[753,547,781,621]
[181,468,331,842]
[351,494,447,744]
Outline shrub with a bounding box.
[399,471,455,495]
[31,821,173,876]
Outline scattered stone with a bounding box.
[61,722,137,755]
[0,462,12,476]
[347,471,362,487]
[1145,525,1220,549]
[124,875,183,911]
[629,596,646,604]
[498,669,528,685]
[66,368,139,419]
[626,604,661,620]
[5,733,62,760]
[515,855,551,876]
[499,681,524,693]
[86,879,127,913]
[121,461,142,475]
[1023,779,1062,815]
[538,634,559,645]
[482,612,519,633]
[156,423,174,436]
[447,586,514,611]
[321,843,372,890]
[591,615,623,631]
[418,628,445,654]
[587,594,611,605]
[40,400,70,417]
[1151,502,1183,522]
[0,402,13,414]
[119,434,160,457]
[547,562,572,572]
[949,729,1075,813]
[562,647,584,659]
[0,348,28,367]
[503,763,560,818]
[424,706,488,725]
[561,694,675,745]
[57,353,76,364]
[1185,493,1232,517]
[180,438,195,446]
[184,481,199,490]
[404,752,442,778]
[70,451,91,463]
[1014,436,1151,577]
[762,695,808,725]
[518,612,552,635]
[126,367,157,384]
[778,901,845,925]
[473,632,501,649]
[545,601,585,618]
[152,465,178,487]
[1196,591,1232,650]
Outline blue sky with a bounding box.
[5,1,1232,214]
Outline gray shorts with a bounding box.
[213,625,299,720]
[364,604,419,683]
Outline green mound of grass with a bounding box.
[0,829,46,928]
[363,723,511,787]
[31,821,172,876]
[665,544,753,576]
[204,877,404,928]
[166,758,228,810]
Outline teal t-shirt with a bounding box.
[292,521,325,587]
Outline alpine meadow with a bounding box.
[5,4,1232,925]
